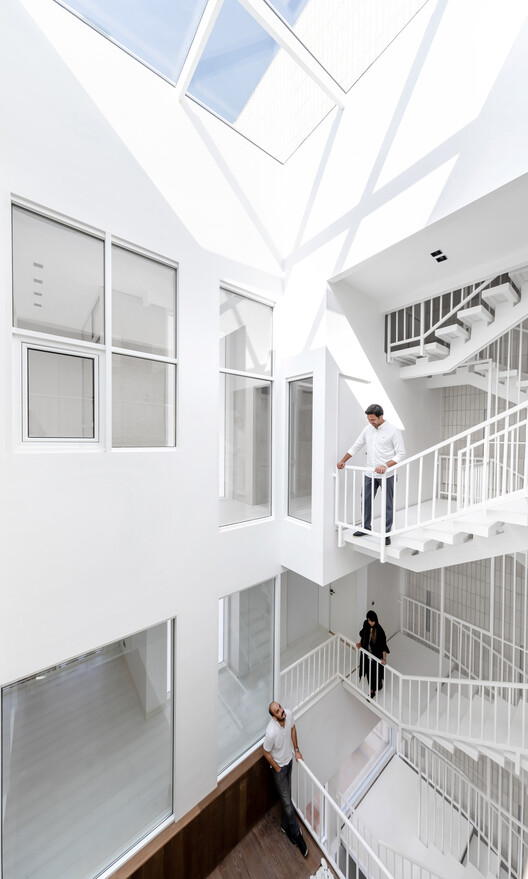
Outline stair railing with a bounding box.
[281,634,528,759]
[291,757,395,879]
[385,275,497,362]
[403,741,527,879]
[401,596,528,685]
[349,809,442,879]
[335,401,528,558]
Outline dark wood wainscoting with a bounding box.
[111,750,277,879]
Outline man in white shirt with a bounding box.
[337,404,406,545]
[263,702,308,857]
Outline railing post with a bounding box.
[380,474,387,563]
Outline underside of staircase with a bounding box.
[342,496,528,571]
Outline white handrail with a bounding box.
[350,810,442,879]
[335,402,528,545]
[403,741,527,878]
[292,757,394,879]
[280,634,528,756]
[401,596,528,685]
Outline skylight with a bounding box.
[54,0,209,83]
[53,0,431,163]
[264,0,430,91]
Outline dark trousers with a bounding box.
[360,653,385,694]
[272,759,301,842]
[363,474,394,532]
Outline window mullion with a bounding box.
[105,231,112,451]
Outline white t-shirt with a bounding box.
[347,421,406,469]
[263,709,295,767]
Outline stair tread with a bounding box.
[458,305,494,327]
[481,280,520,307]
[436,324,470,343]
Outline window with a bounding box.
[288,376,313,522]
[217,579,274,774]
[2,621,174,879]
[12,206,104,343]
[25,346,96,440]
[12,205,177,448]
[219,288,273,526]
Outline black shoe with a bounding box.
[297,835,308,858]
[370,690,375,699]
[353,531,366,537]
[385,537,391,545]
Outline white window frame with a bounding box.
[16,337,102,447]
[11,199,179,451]
[219,283,275,528]
[285,372,314,525]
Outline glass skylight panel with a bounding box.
[187,0,333,161]
[54,0,209,82]
[264,0,429,91]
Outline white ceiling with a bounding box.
[333,172,528,310]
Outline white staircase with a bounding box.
[281,634,528,771]
[385,270,528,380]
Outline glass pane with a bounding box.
[187,0,333,162]
[27,348,95,439]
[219,374,271,526]
[12,207,104,343]
[112,354,175,448]
[288,377,313,522]
[2,621,173,879]
[54,0,209,83]
[264,0,428,91]
[220,289,272,376]
[112,246,176,357]
[218,580,274,773]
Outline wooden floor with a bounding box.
[205,803,336,879]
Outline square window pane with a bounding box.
[27,348,95,439]
[218,580,274,773]
[112,246,176,357]
[288,377,313,522]
[2,622,173,879]
[219,374,271,526]
[112,354,175,448]
[220,289,272,376]
[13,207,104,343]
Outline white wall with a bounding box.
[0,0,286,822]
[2,0,528,841]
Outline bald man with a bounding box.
[263,702,308,858]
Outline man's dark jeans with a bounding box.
[363,474,394,532]
[272,759,302,842]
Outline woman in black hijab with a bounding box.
[357,610,389,699]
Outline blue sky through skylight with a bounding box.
[56,0,209,82]
[188,0,309,122]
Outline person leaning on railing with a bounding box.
[337,403,406,546]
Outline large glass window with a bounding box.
[2,621,173,879]
[288,376,313,522]
[219,289,273,527]
[12,206,104,343]
[12,205,177,448]
[26,346,95,440]
[217,579,274,774]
